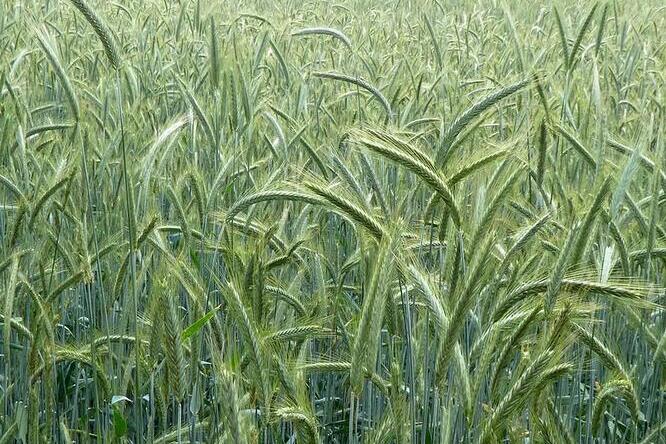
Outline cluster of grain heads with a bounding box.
[0,0,664,442]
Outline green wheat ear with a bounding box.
[313,71,392,118]
[352,128,462,227]
[34,27,80,120]
[292,27,353,50]
[437,77,531,165]
[67,0,121,69]
[592,378,637,436]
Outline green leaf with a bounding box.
[182,305,220,342]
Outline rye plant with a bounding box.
[0,0,664,442]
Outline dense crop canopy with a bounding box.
[0,0,664,442]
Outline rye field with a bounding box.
[0,0,665,442]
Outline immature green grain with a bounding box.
[350,234,394,395]
[536,120,548,186]
[2,257,19,413]
[353,128,461,227]
[29,171,74,228]
[161,285,187,402]
[569,176,612,265]
[67,0,120,69]
[209,17,220,89]
[568,3,598,70]
[438,78,531,162]
[34,27,79,120]
[216,361,247,444]
[358,152,389,215]
[607,138,666,185]
[25,122,75,138]
[448,148,509,185]
[594,4,608,56]
[274,405,320,443]
[489,307,541,394]
[222,280,270,412]
[0,174,25,201]
[469,164,523,251]
[423,15,443,69]
[437,236,493,381]
[303,179,387,240]
[167,185,190,250]
[592,378,636,435]
[332,153,366,205]
[553,7,570,68]
[178,78,216,149]
[571,323,631,380]
[226,189,327,222]
[2,2,664,442]
[480,350,555,444]
[292,27,352,49]
[313,71,392,118]
[551,123,597,168]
